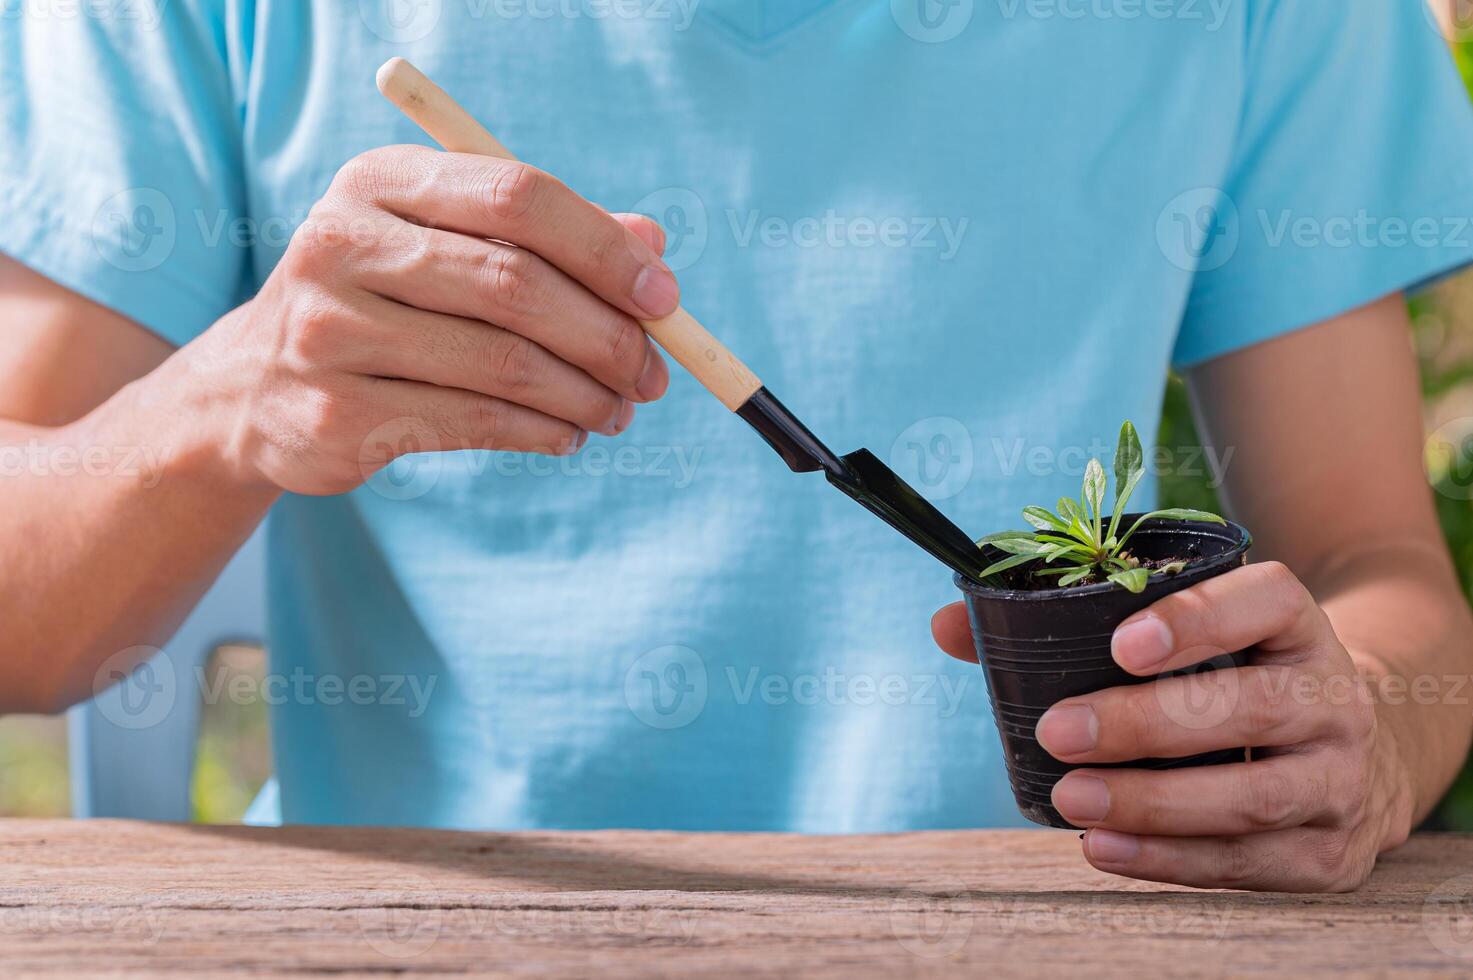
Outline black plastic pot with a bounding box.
[956,516,1253,829]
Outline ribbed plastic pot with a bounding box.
[955,517,1253,829]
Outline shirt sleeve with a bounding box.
[1172,0,1473,368]
[0,0,250,347]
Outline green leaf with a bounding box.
[978,530,1036,545]
[1056,498,1096,546]
[1142,508,1227,524]
[979,552,1040,580]
[989,537,1051,557]
[1107,568,1150,593]
[1058,566,1094,587]
[1082,458,1107,528]
[1114,420,1144,490]
[1160,560,1188,575]
[1107,467,1144,545]
[1023,506,1069,533]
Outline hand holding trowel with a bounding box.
[376,58,986,582]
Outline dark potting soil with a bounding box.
[988,542,1212,592]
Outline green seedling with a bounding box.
[979,421,1226,593]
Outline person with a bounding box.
[3,0,1472,892]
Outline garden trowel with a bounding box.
[376,58,988,583]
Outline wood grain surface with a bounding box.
[4,820,1473,977]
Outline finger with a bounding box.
[1080,826,1368,892]
[931,603,977,663]
[1112,561,1329,676]
[1052,757,1339,836]
[343,294,633,438]
[356,225,669,403]
[611,212,666,256]
[365,378,586,459]
[346,146,680,320]
[1036,664,1333,763]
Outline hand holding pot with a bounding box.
[934,560,1415,892]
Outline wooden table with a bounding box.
[5,820,1473,977]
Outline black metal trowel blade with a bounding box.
[735,387,987,582]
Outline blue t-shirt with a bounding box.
[5,0,1473,830]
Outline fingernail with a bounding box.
[1112,615,1173,673]
[1052,774,1110,824]
[635,344,669,401]
[1085,829,1141,864]
[1036,703,1098,758]
[632,264,679,319]
[607,399,635,436]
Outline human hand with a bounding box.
[932,561,1416,892]
[192,144,676,495]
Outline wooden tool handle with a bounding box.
[376,57,763,411]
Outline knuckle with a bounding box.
[605,318,647,387]
[1240,768,1301,830]
[482,246,540,313]
[1309,831,1354,879]
[1240,681,1286,737]
[288,297,346,362]
[480,161,547,226]
[467,396,506,447]
[1158,586,1218,644]
[1215,836,1262,887]
[331,147,397,203]
[491,333,544,393]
